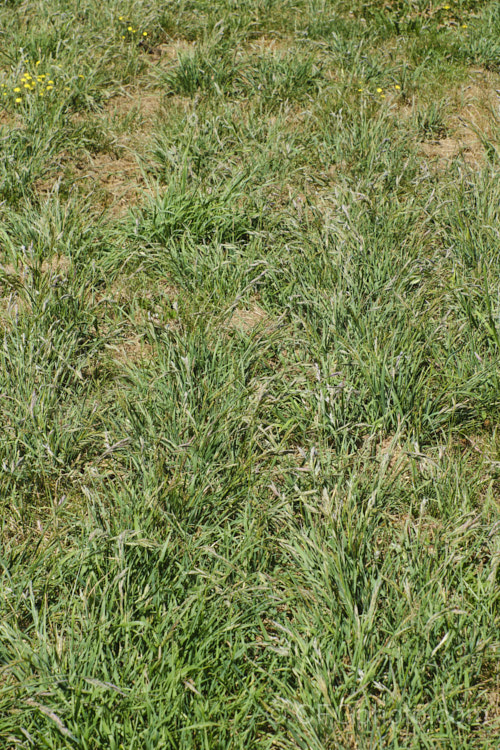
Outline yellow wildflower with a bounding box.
[46,85,53,91]
[143,32,148,36]
[395,84,401,90]
[48,80,54,84]
[35,60,41,66]
[127,26,133,31]
[15,97,22,103]
[13,87,21,92]
[376,87,383,93]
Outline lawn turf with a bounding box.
[0,1,499,747]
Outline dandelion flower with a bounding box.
[46,85,53,91]
[78,74,84,78]
[376,87,383,93]
[358,87,363,92]
[13,87,21,92]
[15,97,22,103]
[462,24,467,28]
[443,4,450,8]
[23,84,31,89]
[48,80,54,85]
[143,31,148,36]
[128,26,133,31]
[36,60,41,66]
[395,84,401,90]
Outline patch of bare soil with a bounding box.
[72,90,190,214]
[247,36,292,55]
[95,91,164,212]
[33,89,171,209]
[0,108,14,127]
[80,151,146,215]
[31,144,148,214]
[481,681,500,739]
[98,277,181,366]
[420,72,500,168]
[104,91,165,125]
[0,289,23,329]
[105,336,154,366]
[149,39,196,64]
[102,276,179,309]
[419,135,479,166]
[264,180,325,217]
[1,255,72,279]
[227,301,270,334]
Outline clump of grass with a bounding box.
[162,46,243,97]
[414,101,450,139]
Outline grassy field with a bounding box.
[1,0,500,747]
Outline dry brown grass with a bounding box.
[149,39,196,64]
[104,336,154,365]
[419,71,500,168]
[227,300,270,334]
[82,150,146,214]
